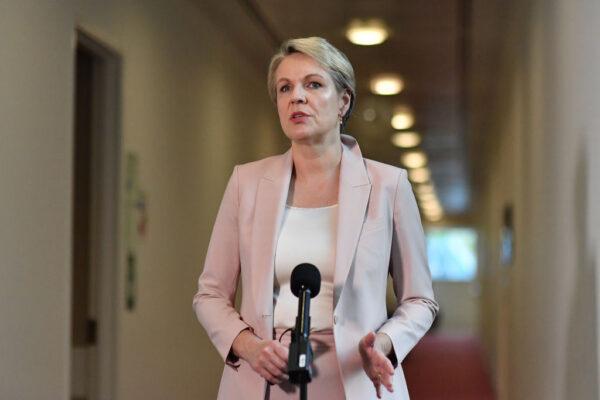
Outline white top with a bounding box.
[273,204,338,331]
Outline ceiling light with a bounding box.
[421,198,442,212]
[408,167,430,183]
[425,212,444,222]
[421,202,444,222]
[401,151,427,169]
[415,183,435,196]
[346,19,390,46]
[370,74,403,95]
[391,107,414,130]
[418,192,437,203]
[391,131,421,148]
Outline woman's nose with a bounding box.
[291,86,307,103]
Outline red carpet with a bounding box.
[402,334,496,400]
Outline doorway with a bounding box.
[70,30,121,400]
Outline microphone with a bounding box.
[288,263,321,387]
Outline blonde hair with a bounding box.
[267,37,356,131]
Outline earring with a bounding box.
[338,113,343,124]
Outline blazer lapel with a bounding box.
[249,135,370,329]
[333,135,372,310]
[250,149,292,337]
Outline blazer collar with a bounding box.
[261,134,370,185]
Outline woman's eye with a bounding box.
[279,84,290,93]
[307,81,322,89]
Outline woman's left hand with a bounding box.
[358,332,395,398]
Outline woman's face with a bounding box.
[274,52,350,143]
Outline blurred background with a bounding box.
[1,0,599,399]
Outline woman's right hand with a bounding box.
[231,329,289,384]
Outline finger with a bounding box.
[268,349,288,372]
[273,343,290,363]
[363,331,376,348]
[261,345,287,374]
[375,381,382,399]
[382,373,394,392]
[262,359,286,380]
[260,368,280,384]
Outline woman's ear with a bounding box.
[339,89,352,116]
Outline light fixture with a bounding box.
[425,212,444,222]
[391,106,414,130]
[408,167,430,183]
[421,200,444,222]
[418,192,437,203]
[391,131,421,148]
[370,74,403,95]
[401,151,427,169]
[346,19,390,46]
[415,183,435,196]
[421,198,442,212]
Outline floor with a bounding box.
[403,334,496,400]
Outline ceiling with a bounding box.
[195,0,508,219]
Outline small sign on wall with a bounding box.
[500,204,514,266]
[124,152,148,311]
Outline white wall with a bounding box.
[0,2,75,398]
[475,0,600,399]
[431,281,479,335]
[0,1,284,399]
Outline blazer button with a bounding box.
[333,315,338,325]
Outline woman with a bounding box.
[193,37,438,400]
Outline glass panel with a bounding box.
[426,228,477,281]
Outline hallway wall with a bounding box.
[474,0,600,399]
[0,1,283,399]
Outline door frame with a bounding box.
[73,28,122,400]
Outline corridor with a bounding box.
[1,1,599,399]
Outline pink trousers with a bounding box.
[266,328,346,400]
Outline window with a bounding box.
[426,227,477,281]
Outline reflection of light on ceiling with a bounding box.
[409,167,430,183]
[363,108,377,122]
[401,151,427,169]
[391,107,414,129]
[370,74,403,95]
[346,19,389,46]
[391,131,421,148]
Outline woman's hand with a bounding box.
[359,332,395,398]
[231,329,289,384]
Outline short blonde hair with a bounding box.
[267,37,356,131]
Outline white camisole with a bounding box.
[273,204,338,331]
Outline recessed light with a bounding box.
[346,19,389,46]
[391,131,421,148]
[408,167,430,183]
[370,74,403,95]
[401,151,427,169]
[391,107,414,130]
[415,183,435,196]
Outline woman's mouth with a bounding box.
[290,112,310,121]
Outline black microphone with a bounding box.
[288,263,321,388]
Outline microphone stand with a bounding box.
[288,286,313,400]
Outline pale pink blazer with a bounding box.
[193,135,438,400]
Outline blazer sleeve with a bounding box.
[377,169,439,364]
[192,166,251,368]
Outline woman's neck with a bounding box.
[290,134,342,183]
